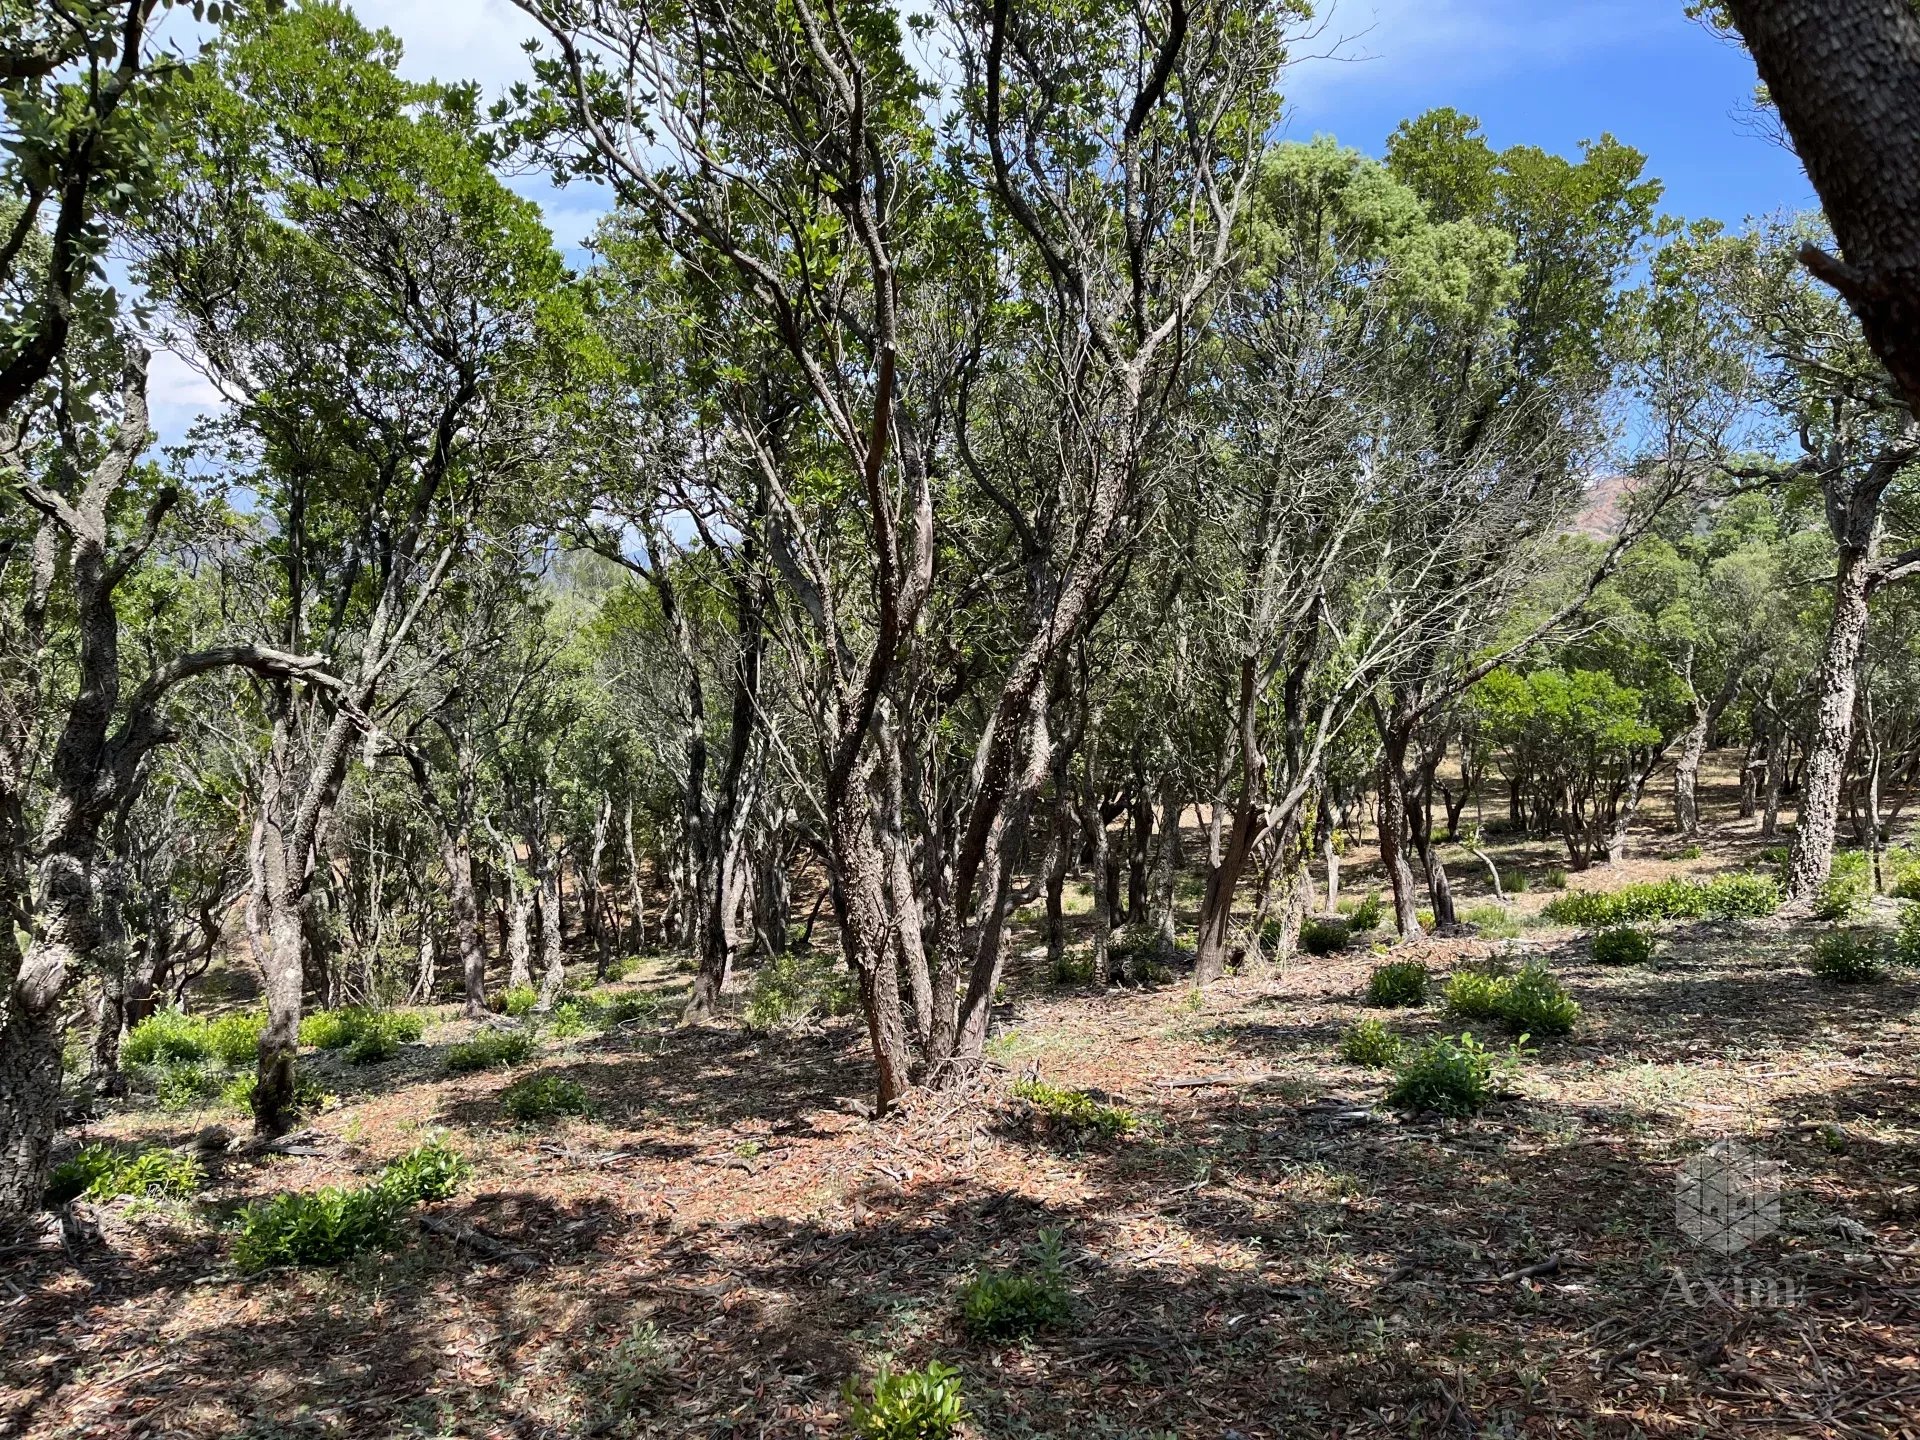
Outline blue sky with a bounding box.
[144,0,1815,442]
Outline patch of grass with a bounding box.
[1503,869,1530,894]
[591,1321,677,1421]
[1339,1017,1401,1068]
[1541,873,1780,927]
[1677,843,1704,860]
[1011,1078,1135,1145]
[1365,959,1429,1008]
[846,1361,968,1440]
[1387,1032,1519,1118]
[44,1143,201,1207]
[501,1073,593,1123]
[1592,927,1655,966]
[959,1229,1072,1339]
[1463,903,1520,939]
[1809,930,1886,984]
[593,991,664,1027]
[444,1028,535,1074]
[1297,915,1350,956]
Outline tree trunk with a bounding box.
[446,835,487,1017]
[1787,528,1877,901]
[1148,770,1180,961]
[1376,717,1423,937]
[535,852,565,1006]
[828,766,913,1110]
[1721,0,1920,419]
[1672,700,1711,837]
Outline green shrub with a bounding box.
[1888,848,1920,901]
[1812,865,1872,921]
[1896,902,1920,969]
[44,1143,201,1206]
[846,1361,967,1440]
[233,1141,468,1272]
[123,1007,212,1067]
[375,1141,471,1205]
[155,1060,221,1111]
[219,1069,332,1117]
[234,1185,401,1272]
[205,1012,267,1068]
[301,1006,425,1053]
[1297,915,1350,956]
[1345,891,1385,931]
[1543,867,1568,891]
[1501,964,1580,1036]
[1809,930,1886,984]
[1049,951,1094,987]
[744,951,857,1030]
[501,1073,593,1123]
[1541,874,1780,927]
[1463,903,1519,939]
[544,1000,595,1038]
[1591,927,1655,966]
[1365,959,1428,1008]
[595,992,663,1026]
[498,984,540,1018]
[959,1229,1072,1339]
[1416,909,1435,930]
[1339,1017,1401,1068]
[1502,869,1530,894]
[444,1028,535,1074]
[1387,1032,1516,1118]
[1677,843,1704,860]
[1010,1078,1135,1144]
[1441,963,1511,1022]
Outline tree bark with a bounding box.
[1787,536,1875,901]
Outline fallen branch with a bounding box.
[418,1214,540,1270]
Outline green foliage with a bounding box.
[959,1230,1072,1339]
[1011,1078,1136,1145]
[1543,868,1569,891]
[1809,930,1886,985]
[301,1007,426,1053]
[1049,951,1094,987]
[375,1141,472,1206]
[499,985,540,1018]
[220,1069,332,1117]
[1591,927,1655,966]
[45,1143,201,1207]
[234,1142,468,1272]
[846,1362,968,1440]
[594,992,664,1027]
[1888,848,1920,901]
[1463,903,1519,939]
[155,1060,222,1111]
[123,1007,213,1067]
[1345,891,1385,931]
[1365,960,1429,1008]
[1502,870,1530,894]
[1444,962,1578,1035]
[205,1012,267,1069]
[1897,903,1920,969]
[744,951,857,1031]
[544,1000,594,1038]
[501,1074,593,1123]
[1339,1017,1401,1068]
[1387,1032,1519,1118]
[1541,873,1780,927]
[444,1028,535,1074]
[1677,843,1704,860]
[1297,916,1350,956]
[1810,851,1872,921]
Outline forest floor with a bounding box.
[6,766,1920,1439]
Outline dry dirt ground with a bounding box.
[5,766,1919,1439]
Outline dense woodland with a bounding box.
[3,1,1920,1436]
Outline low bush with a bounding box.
[1811,850,1873,921]
[301,1006,425,1053]
[1889,848,1920,901]
[1809,930,1886,984]
[1503,869,1530,894]
[744,950,857,1030]
[1297,915,1349,956]
[1049,951,1094,987]
[44,1143,201,1206]
[1339,1017,1401,1068]
[444,1028,535,1074]
[1387,1032,1517,1118]
[1010,1078,1135,1144]
[544,1000,595,1038]
[1897,902,1920,969]
[220,1069,332,1117]
[959,1229,1072,1339]
[498,984,540,1018]
[205,1012,267,1068]
[154,1060,221,1112]
[1345,891,1385,931]
[1543,867,1568,891]
[1541,874,1780,927]
[1677,843,1704,860]
[846,1361,967,1440]
[501,1073,593,1123]
[594,992,663,1027]
[234,1141,468,1272]
[1463,903,1519,939]
[1365,959,1428,1008]
[1591,927,1655,966]
[123,1007,212,1067]
[1444,962,1578,1036]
